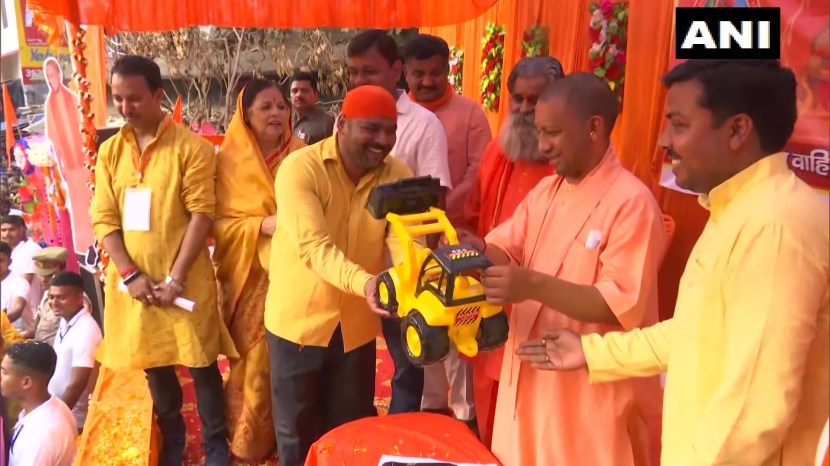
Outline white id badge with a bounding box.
[123,187,152,231]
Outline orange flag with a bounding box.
[172,95,182,124]
[3,83,18,167]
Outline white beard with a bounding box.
[498,112,546,162]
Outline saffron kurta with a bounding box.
[90,116,235,370]
[486,148,665,466]
[214,90,306,460]
[463,138,552,444]
[582,153,830,466]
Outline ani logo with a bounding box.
[448,248,479,260]
[675,7,781,59]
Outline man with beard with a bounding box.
[462,55,563,444]
[264,85,412,466]
[290,70,334,145]
[457,72,665,466]
[522,60,829,466]
[402,33,491,435]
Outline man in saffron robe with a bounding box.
[461,73,665,465]
[43,57,94,256]
[402,33,492,433]
[462,56,563,443]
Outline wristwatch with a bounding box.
[165,275,185,293]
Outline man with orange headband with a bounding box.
[264,85,413,466]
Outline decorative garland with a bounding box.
[68,26,108,275]
[448,47,464,94]
[480,23,505,112]
[588,0,629,102]
[521,25,550,58]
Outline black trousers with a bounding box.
[267,327,376,466]
[145,362,228,465]
[381,317,424,414]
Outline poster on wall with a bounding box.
[42,56,95,255]
[16,0,71,84]
[659,0,830,202]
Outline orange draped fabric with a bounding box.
[85,25,108,128]
[27,0,498,33]
[305,413,501,466]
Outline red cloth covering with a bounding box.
[305,413,502,466]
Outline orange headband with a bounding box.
[341,85,397,121]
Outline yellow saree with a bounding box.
[213,91,305,461]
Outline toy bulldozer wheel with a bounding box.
[401,310,450,367]
[477,311,509,351]
[375,271,398,313]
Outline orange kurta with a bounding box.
[213,91,305,460]
[486,148,665,466]
[45,86,94,254]
[463,137,552,444]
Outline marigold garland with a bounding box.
[521,25,550,58]
[68,26,108,276]
[588,0,629,103]
[480,22,505,112]
[448,47,464,94]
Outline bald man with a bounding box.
[265,85,413,466]
[455,73,666,466]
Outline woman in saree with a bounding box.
[213,78,306,461]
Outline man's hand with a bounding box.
[260,215,277,236]
[364,275,392,318]
[516,329,587,371]
[481,265,536,305]
[152,282,180,307]
[127,274,159,307]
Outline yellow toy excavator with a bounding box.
[366,176,509,367]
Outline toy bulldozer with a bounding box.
[366,176,509,367]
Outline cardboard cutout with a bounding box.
[43,56,95,254]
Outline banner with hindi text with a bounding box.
[659,0,829,201]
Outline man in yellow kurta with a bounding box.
[90,55,234,466]
[264,85,412,466]
[527,59,830,466]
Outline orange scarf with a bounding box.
[213,90,305,316]
[408,81,455,113]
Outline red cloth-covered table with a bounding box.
[305,413,502,466]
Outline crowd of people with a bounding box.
[0,27,827,466]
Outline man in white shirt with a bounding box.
[45,271,102,432]
[32,246,93,345]
[1,341,77,466]
[0,242,33,337]
[346,29,452,415]
[1,213,43,325]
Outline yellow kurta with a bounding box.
[90,115,234,370]
[582,154,830,466]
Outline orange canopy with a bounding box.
[27,0,498,32]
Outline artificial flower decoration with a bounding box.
[588,0,629,102]
[521,25,550,58]
[449,47,464,94]
[480,22,506,112]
